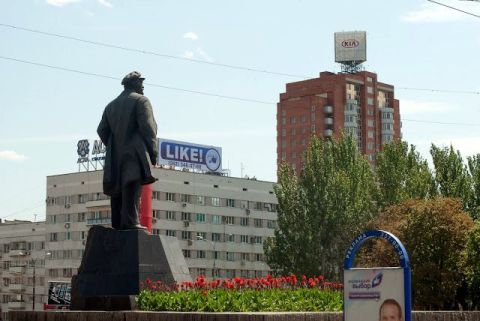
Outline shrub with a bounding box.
[358,198,474,309]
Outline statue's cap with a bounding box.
[121,71,145,85]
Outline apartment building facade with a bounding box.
[0,220,46,320]
[45,167,278,283]
[277,71,401,171]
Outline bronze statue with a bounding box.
[97,71,158,230]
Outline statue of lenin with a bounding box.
[97,71,158,230]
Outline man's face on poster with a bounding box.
[380,303,402,321]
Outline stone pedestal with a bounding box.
[71,226,192,310]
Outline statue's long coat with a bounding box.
[97,89,158,196]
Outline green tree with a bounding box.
[265,134,378,280]
[360,198,474,309]
[463,220,480,309]
[376,141,436,207]
[466,154,480,220]
[430,144,472,212]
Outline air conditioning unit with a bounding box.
[152,218,157,224]
[182,203,187,207]
[187,239,193,246]
[64,203,72,209]
[250,237,255,244]
[245,209,251,215]
[82,240,86,246]
[184,221,190,227]
[64,223,70,229]
[240,260,246,266]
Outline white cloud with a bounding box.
[0,151,27,162]
[401,2,478,23]
[183,32,199,40]
[181,48,214,62]
[46,0,80,7]
[401,99,452,115]
[98,0,113,8]
[182,51,195,59]
[85,10,95,17]
[195,47,213,62]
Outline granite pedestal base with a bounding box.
[71,225,191,310]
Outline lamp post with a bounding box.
[196,236,216,278]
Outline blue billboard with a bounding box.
[158,138,222,172]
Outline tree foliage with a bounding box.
[430,144,472,205]
[462,220,480,309]
[359,198,474,309]
[376,141,436,207]
[265,135,378,280]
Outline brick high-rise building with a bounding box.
[277,71,401,172]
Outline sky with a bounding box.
[0,0,479,222]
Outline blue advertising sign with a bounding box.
[343,230,411,321]
[158,138,222,172]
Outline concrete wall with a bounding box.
[10,311,480,321]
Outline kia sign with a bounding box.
[343,230,412,321]
[158,138,222,172]
[334,31,367,63]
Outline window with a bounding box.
[367,142,375,150]
[50,233,58,242]
[311,112,316,121]
[226,199,235,207]
[367,76,373,82]
[212,215,221,224]
[311,124,315,133]
[226,234,235,242]
[367,98,374,105]
[291,139,296,147]
[153,191,161,200]
[281,139,286,148]
[197,250,206,259]
[153,210,160,219]
[367,86,374,94]
[254,236,263,244]
[290,116,296,124]
[78,213,85,222]
[182,250,191,258]
[291,128,296,136]
[78,194,89,203]
[212,233,221,242]
[196,232,206,240]
[241,253,249,261]
[166,211,175,220]
[166,193,175,202]
[301,115,306,123]
[240,235,249,243]
[152,229,161,235]
[254,219,262,228]
[166,230,176,237]
[291,152,296,159]
[65,214,71,223]
[223,216,235,225]
[281,128,286,137]
[196,213,206,223]
[197,196,205,205]
[367,119,374,127]
[382,123,393,131]
[345,115,356,123]
[226,252,235,261]
[66,232,71,240]
[51,215,57,224]
[211,197,220,206]
[181,194,190,203]
[181,212,191,221]
[367,108,374,116]
[267,220,275,229]
[367,131,374,139]
[240,217,249,226]
[181,231,191,240]
[282,117,286,125]
[80,231,86,240]
[255,254,263,261]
